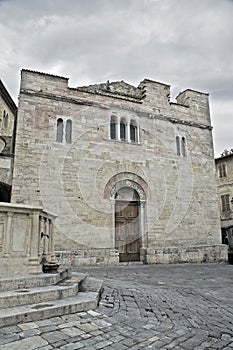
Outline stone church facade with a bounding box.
[11,69,226,265]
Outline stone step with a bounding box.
[0,273,87,308]
[0,277,103,327]
[80,274,104,293]
[0,269,71,291]
[119,261,143,266]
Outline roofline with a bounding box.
[0,79,17,113]
[21,69,69,81]
[215,153,233,161]
[140,78,170,87]
[177,88,209,97]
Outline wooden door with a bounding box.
[115,201,140,262]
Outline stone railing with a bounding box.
[39,211,59,272]
[0,203,58,276]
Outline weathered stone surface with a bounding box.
[1,263,233,350]
[0,79,17,201]
[215,152,233,248]
[10,69,225,264]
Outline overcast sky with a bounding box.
[0,0,232,157]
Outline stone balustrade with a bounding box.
[0,203,57,276]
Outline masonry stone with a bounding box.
[215,150,233,261]
[10,69,227,265]
[0,79,17,202]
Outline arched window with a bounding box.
[65,119,72,144]
[2,111,8,129]
[120,119,126,141]
[181,137,186,157]
[176,136,180,156]
[56,118,63,143]
[110,116,117,140]
[130,120,137,142]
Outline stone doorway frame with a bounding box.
[104,174,148,263]
[115,197,140,262]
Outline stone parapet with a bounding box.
[0,203,57,275]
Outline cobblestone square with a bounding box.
[1,263,233,349]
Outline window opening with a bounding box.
[218,164,227,178]
[120,120,126,141]
[65,119,72,144]
[110,117,117,140]
[130,122,137,142]
[181,137,186,157]
[56,118,63,143]
[2,111,8,129]
[176,136,180,156]
[221,194,230,212]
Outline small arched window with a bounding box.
[56,118,64,143]
[130,120,137,142]
[176,136,180,156]
[181,137,186,157]
[2,111,8,129]
[66,119,72,144]
[110,116,117,140]
[120,119,126,141]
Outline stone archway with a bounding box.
[109,179,147,263]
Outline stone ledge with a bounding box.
[146,244,228,264]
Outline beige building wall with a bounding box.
[215,152,233,236]
[0,80,17,201]
[11,70,226,265]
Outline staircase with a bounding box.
[0,269,103,327]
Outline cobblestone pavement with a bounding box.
[1,263,233,349]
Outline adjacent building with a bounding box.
[0,79,17,202]
[215,150,233,246]
[10,69,226,265]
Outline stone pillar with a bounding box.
[140,201,146,247]
[137,125,140,143]
[139,201,147,263]
[28,211,42,274]
[126,121,131,142]
[3,212,13,257]
[110,199,115,248]
[116,117,120,141]
[45,218,50,257]
[39,215,45,257]
[49,221,58,263]
[42,217,60,273]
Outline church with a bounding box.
[9,69,226,265]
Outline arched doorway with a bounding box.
[115,187,140,262]
[105,175,147,263]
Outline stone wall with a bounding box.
[56,249,119,267]
[215,151,233,256]
[0,80,17,197]
[146,245,227,264]
[0,203,56,276]
[11,69,225,265]
[0,101,14,188]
